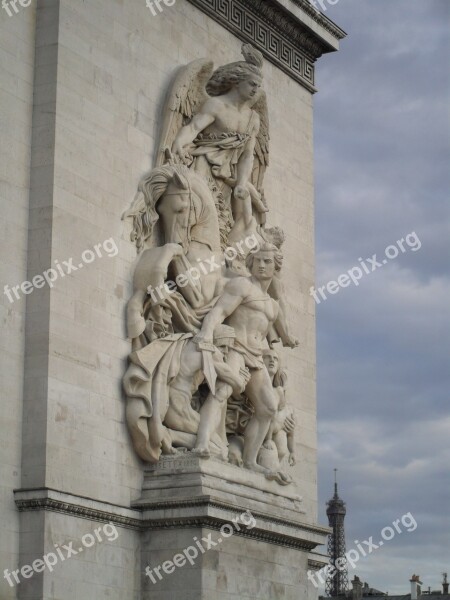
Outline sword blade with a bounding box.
[202,350,217,395]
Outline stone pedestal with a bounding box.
[138,454,304,510]
[134,455,329,599]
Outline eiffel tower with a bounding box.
[326,469,349,596]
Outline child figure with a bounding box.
[258,348,296,472]
[269,390,296,467]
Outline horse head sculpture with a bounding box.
[123,164,220,254]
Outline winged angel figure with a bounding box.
[157,43,270,247]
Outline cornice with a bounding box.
[307,551,330,571]
[136,495,330,537]
[288,0,347,40]
[14,489,142,530]
[142,515,318,550]
[186,0,346,92]
[14,488,328,552]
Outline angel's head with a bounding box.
[206,44,264,99]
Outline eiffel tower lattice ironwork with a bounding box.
[325,469,349,596]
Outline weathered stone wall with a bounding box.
[142,527,310,600]
[15,0,317,515]
[0,6,36,599]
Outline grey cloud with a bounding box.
[312,0,450,591]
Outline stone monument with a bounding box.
[1,1,345,598]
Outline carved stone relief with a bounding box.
[123,45,299,485]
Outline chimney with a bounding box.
[352,576,363,600]
[443,572,449,595]
[410,574,422,600]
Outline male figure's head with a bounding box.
[263,346,287,391]
[263,348,279,377]
[245,242,282,282]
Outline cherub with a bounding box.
[259,348,296,470]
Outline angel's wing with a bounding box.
[251,90,270,194]
[155,59,214,167]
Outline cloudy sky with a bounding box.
[312,0,450,594]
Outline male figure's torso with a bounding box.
[224,278,278,351]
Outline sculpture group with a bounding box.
[123,45,299,484]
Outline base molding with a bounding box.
[132,454,328,551]
[14,456,330,552]
[14,486,329,553]
[14,487,142,529]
